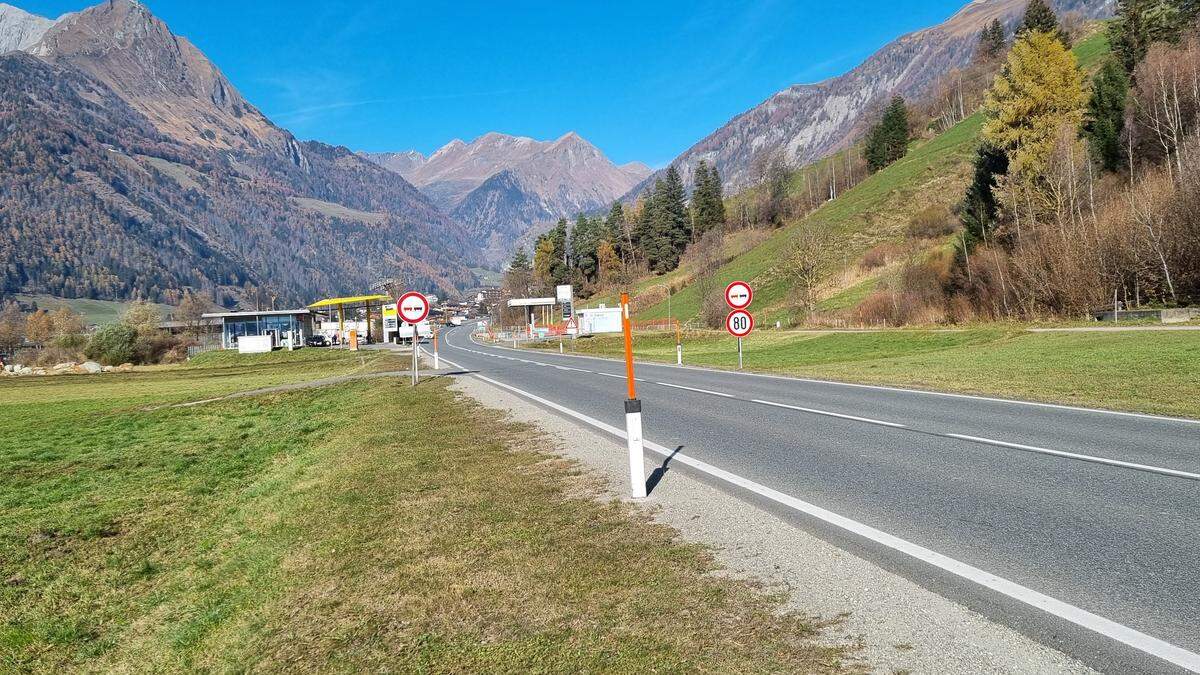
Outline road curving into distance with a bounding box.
[440,326,1200,674]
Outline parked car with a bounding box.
[305,335,330,347]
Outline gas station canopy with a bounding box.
[307,294,391,309]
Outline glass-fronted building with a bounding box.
[201,310,314,350]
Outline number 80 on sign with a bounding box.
[726,310,753,338]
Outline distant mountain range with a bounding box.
[0,0,478,306]
[0,0,1120,305]
[363,133,650,266]
[625,0,1115,199]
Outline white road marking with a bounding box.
[947,434,1200,482]
[464,333,1200,426]
[655,382,734,398]
[438,354,1200,673]
[753,399,908,429]
[451,330,1197,479]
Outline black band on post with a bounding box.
[625,398,642,414]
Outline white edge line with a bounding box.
[656,382,734,398]
[440,353,1200,673]
[460,332,1200,427]
[753,398,907,429]
[947,434,1200,482]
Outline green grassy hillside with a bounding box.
[10,294,175,326]
[629,29,1111,326]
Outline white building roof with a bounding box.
[506,297,556,308]
[202,309,311,319]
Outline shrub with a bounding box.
[859,243,904,271]
[907,205,958,240]
[85,323,138,365]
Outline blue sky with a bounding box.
[21,0,970,166]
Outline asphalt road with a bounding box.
[439,326,1200,674]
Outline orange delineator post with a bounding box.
[620,292,646,499]
[621,293,637,400]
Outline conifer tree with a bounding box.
[978,19,1008,60]
[691,160,726,237]
[604,201,627,261]
[547,218,570,284]
[1084,58,1130,172]
[960,144,1010,244]
[657,166,690,272]
[570,213,601,283]
[983,31,1087,178]
[510,247,531,271]
[635,186,660,268]
[1018,0,1068,44]
[864,96,911,173]
[1110,0,1196,73]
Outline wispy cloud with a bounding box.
[266,88,537,127]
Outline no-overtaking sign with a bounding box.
[725,281,753,310]
[397,292,430,324]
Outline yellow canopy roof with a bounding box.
[307,294,391,309]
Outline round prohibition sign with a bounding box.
[726,309,754,338]
[397,291,430,324]
[725,281,753,310]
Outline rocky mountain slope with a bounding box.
[366,132,650,266]
[0,2,54,53]
[627,0,1114,198]
[0,0,478,306]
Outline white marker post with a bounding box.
[621,292,647,500]
[433,327,440,370]
[674,319,683,366]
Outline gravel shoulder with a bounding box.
[450,373,1095,674]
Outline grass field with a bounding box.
[9,294,174,327]
[530,328,1200,419]
[0,351,853,671]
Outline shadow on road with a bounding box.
[646,446,683,496]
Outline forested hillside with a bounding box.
[0,0,480,307]
[501,1,1200,328]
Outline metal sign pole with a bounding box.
[738,337,743,370]
[411,322,419,386]
[621,292,646,500]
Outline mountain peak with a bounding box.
[29,0,289,152]
[0,2,55,53]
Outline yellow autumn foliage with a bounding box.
[983,31,1087,179]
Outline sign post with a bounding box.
[725,281,754,370]
[620,292,646,500]
[397,291,430,386]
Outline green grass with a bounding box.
[10,294,175,326]
[530,328,1200,419]
[1,350,853,671]
[635,113,983,325]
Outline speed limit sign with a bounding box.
[726,310,754,337]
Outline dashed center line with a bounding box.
[447,331,1198,483]
[946,434,1200,482]
[655,382,734,398]
[752,399,908,428]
